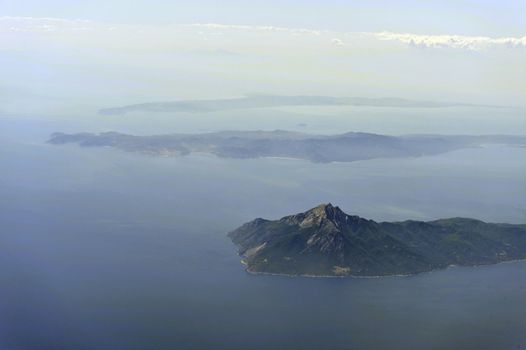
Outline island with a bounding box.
[228,204,526,277]
[48,130,526,163]
[98,94,495,115]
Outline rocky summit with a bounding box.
[228,204,526,277]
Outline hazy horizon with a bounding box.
[2,0,526,119]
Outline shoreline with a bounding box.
[240,257,526,279]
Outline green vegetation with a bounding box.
[228,204,526,277]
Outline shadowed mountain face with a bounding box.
[47,130,526,163]
[98,95,495,115]
[228,204,526,277]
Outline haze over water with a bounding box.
[1,113,525,350]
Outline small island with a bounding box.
[228,204,526,277]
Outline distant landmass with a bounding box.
[228,204,526,277]
[48,130,526,163]
[99,94,499,115]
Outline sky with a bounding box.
[1,0,525,116]
[2,0,526,36]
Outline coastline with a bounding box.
[240,257,526,279]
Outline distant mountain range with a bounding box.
[99,94,500,115]
[228,204,526,277]
[48,130,526,163]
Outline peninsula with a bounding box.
[48,130,526,163]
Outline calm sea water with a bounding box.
[1,117,525,350]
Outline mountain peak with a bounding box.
[308,202,330,215]
[295,203,349,230]
[308,202,346,219]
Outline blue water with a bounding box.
[1,118,525,350]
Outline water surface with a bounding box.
[1,118,525,350]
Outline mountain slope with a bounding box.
[228,204,526,277]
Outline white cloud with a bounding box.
[0,16,94,32]
[331,38,344,46]
[374,31,526,50]
[190,23,321,36]
[1,17,525,52]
